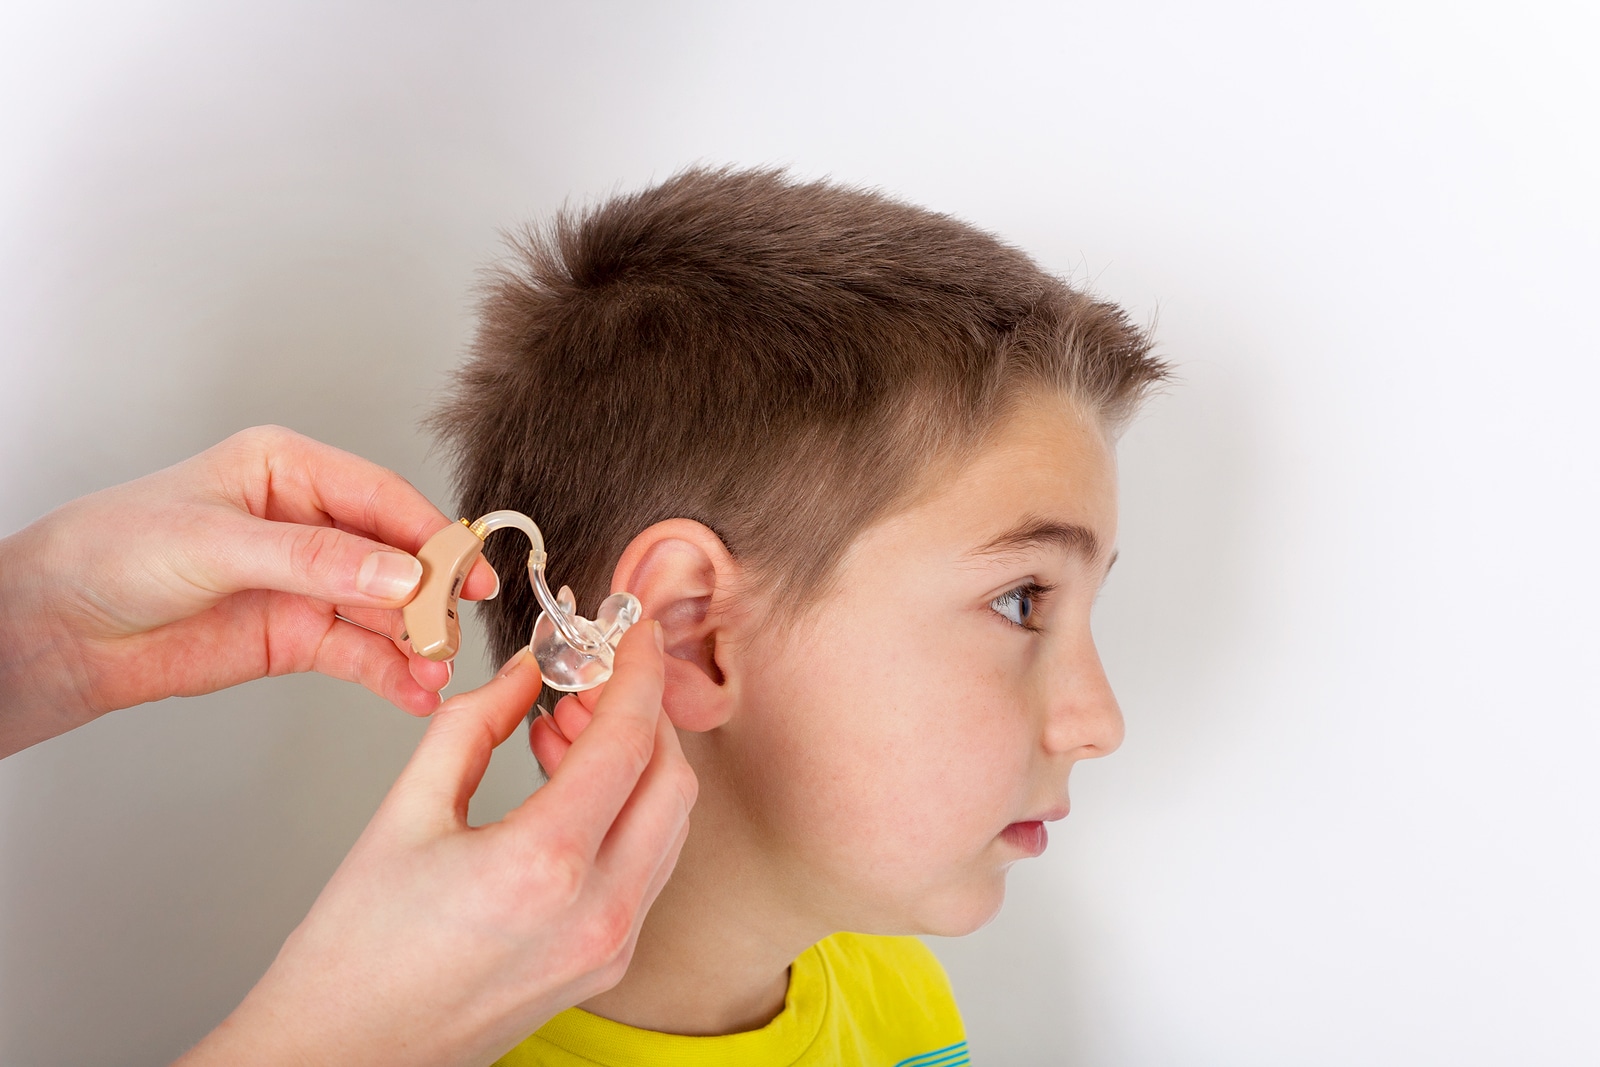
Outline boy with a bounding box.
[432,167,1165,1064]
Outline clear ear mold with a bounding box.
[532,585,643,691]
[468,510,642,692]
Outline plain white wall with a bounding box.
[2,2,1596,1063]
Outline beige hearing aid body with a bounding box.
[403,518,485,661]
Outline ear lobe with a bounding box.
[610,519,739,732]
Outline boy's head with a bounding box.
[433,167,1165,935]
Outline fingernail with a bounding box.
[357,552,423,600]
[498,647,534,678]
[653,620,665,654]
[534,703,571,743]
[484,565,502,601]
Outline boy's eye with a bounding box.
[990,583,1045,630]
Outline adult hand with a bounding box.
[179,621,696,1067]
[0,425,496,757]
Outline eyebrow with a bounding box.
[966,517,1107,564]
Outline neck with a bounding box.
[578,748,827,1037]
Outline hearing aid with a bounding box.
[401,510,642,692]
[403,519,485,662]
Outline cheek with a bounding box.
[872,614,1037,805]
[739,611,1031,873]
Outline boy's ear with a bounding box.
[610,519,740,732]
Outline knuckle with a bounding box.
[362,465,409,529]
[612,725,656,776]
[429,698,499,751]
[373,462,406,489]
[672,763,700,811]
[526,841,589,908]
[235,424,297,452]
[574,950,635,1000]
[583,899,635,963]
[425,700,472,741]
[594,945,636,990]
[284,524,346,581]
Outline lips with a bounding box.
[1000,820,1048,856]
[1000,807,1067,857]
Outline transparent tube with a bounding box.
[469,510,593,652]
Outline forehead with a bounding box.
[848,394,1119,572]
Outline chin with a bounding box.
[911,875,1009,938]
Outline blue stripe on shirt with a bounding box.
[895,1040,970,1067]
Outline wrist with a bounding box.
[0,515,100,757]
[179,911,567,1067]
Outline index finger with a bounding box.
[211,426,498,599]
[508,621,666,857]
[213,426,454,555]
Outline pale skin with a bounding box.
[0,426,697,1067]
[0,424,500,756]
[180,628,694,1067]
[532,392,1126,1036]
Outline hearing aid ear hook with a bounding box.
[400,510,642,692]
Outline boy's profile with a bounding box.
[432,167,1165,1064]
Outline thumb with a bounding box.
[205,513,425,608]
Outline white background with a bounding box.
[2,2,1596,1064]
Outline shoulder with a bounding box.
[809,933,967,1064]
[815,932,956,1004]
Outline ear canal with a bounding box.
[663,627,725,687]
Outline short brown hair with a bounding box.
[431,167,1166,667]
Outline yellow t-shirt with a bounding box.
[494,932,968,1067]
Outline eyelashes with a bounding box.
[989,579,1054,632]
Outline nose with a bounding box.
[1042,634,1124,759]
